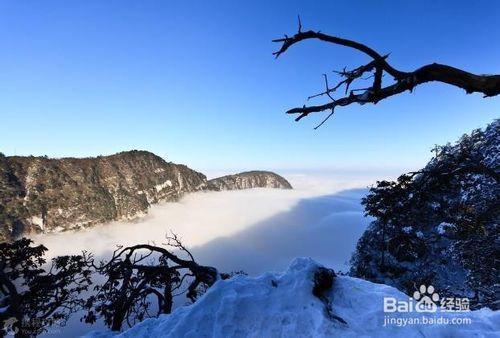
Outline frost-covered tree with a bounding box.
[350,120,499,309]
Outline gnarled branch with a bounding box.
[273,28,500,127]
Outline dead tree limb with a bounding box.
[273,27,500,127]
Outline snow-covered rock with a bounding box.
[82,258,499,338]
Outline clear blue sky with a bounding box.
[0,1,498,172]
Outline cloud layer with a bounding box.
[33,172,376,272]
[33,171,385,337]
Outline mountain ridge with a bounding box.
[207,170,293,190]
[0,150,292,242]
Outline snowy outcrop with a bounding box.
[83,258,498,337]
[207,171,292,191]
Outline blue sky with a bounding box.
[0,1,498,172]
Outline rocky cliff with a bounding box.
[0,151,292,241]
[207,171,292,191]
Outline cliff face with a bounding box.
[207,171,292,191]
[0,151,208,241]
[0,151,292,241]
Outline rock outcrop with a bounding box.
[0,151,292,241]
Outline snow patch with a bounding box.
[29,215,44,230]
[437,222,453,234]
[155,180,173,192]
[176,172,184,191]
[402,226,413,234]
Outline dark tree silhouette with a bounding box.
[83,234,218,332]
[0,238,92,338]
[274,20,500,128]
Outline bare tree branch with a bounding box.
[273,28,500,126]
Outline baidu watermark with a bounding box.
[383,284,472,327]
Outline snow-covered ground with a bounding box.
[83,258,499,338]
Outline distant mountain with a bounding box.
[208,171,292,190]
[0,150,292,241]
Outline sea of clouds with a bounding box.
[33,170,398,274]
[33,169,400,337]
